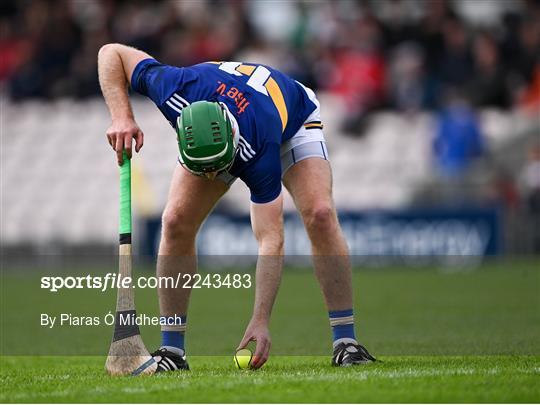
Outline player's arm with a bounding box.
[97,43,151,165]
[237,194,284,368]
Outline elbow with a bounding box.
[98,43,125,59]
[98,43,114,56]
[98,44,114,64]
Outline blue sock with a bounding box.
[160,315,186,352]
[161,331,185,350]
[329,309,356,342]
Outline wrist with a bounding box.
[250,314,270,326]
[111,113,135,122]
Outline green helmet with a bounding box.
[176,101,238,175]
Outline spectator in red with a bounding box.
[327,15,386,134]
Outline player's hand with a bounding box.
[106,117,144,165]
[237,319,271,369]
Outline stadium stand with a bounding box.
[2,96,537,247]
[1,0,539,253]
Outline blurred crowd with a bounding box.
[1,0,539,253]
[1,0,539,115]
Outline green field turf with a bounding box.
[1,260,539,402]
[1,355,539,403]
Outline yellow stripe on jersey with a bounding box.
[236,64,256,76]
[264,78,288,132]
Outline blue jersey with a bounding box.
[131,59,317,203]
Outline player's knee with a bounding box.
[161,210,197,242]
[303,202,336,234]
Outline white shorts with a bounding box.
[217,85,328,186]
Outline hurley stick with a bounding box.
[105,152,157,376]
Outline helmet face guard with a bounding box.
[176,101,238,176]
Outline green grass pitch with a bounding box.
[1,260,539,402]
[1,355,538,403]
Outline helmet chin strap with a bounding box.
[204,172,218,180]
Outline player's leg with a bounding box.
[283,156,375,365]
[282,157,352,309]
[154,165,228,371]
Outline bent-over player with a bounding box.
[97,43,376,370]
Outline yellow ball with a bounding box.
[234,348,253,369]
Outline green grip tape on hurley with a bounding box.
[119,151,132,235]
